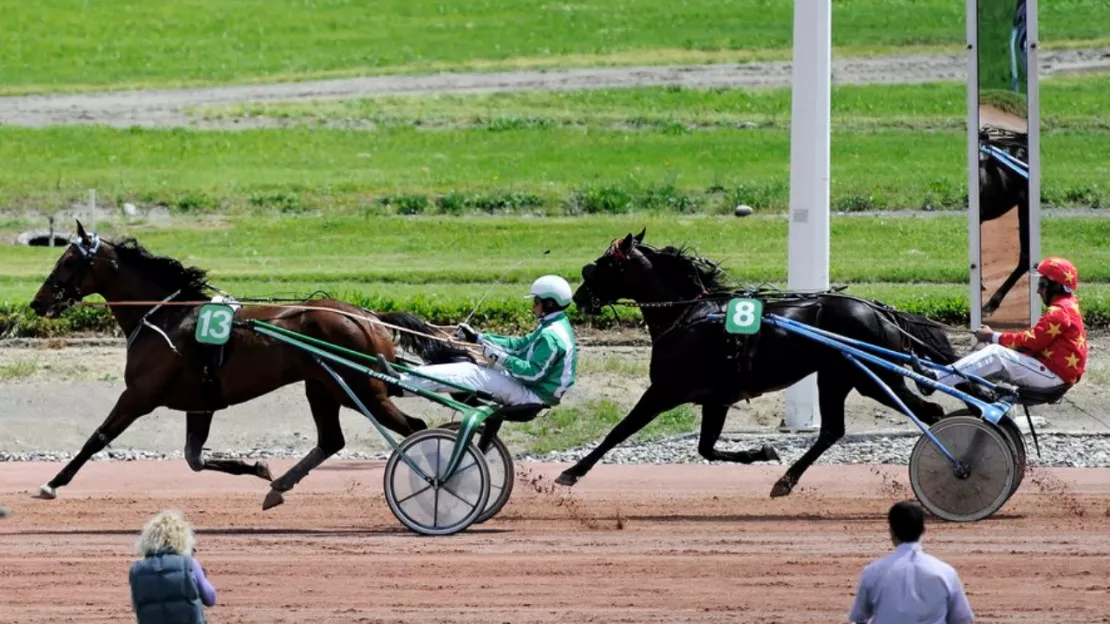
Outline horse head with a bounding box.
[575,228,723,315]
[573,228,651,314]
[31,220,120,318]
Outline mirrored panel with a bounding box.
[975,0,1032,329]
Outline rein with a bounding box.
[74,299,483,353]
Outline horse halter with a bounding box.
[44,234,103,308]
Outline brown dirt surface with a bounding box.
[3,461,1110,623]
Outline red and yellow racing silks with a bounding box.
[997,294,1088,384]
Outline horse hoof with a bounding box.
[262,490,285,510]
[769,476,795,498]
[255,462,273,481]
[762,445,781,463]
[555,472,579,487]
[34,485,57,500]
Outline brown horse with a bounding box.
[29,220,464,510]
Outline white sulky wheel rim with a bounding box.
[383,429,491,536]
[438,421,514,524]
[909,415,1016,523]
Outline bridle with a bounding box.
[583,239,716,311]
[43,234,105,311]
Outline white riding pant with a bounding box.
[936,344,1064,389]
[398,362,545,406]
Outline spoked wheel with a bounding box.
[383,429,491,536]
[945,408,1027,500]
[909,415,1016,522]
[438,421,515,524]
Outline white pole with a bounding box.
[88,188,97,234]
[967,0,982,331]
[782,0,831,432]
[1026,0,1041,322]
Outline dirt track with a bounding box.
[1,47,1108,128]
[1,461,1109,623]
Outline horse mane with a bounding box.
[640,243,732,293]
[111,237,213,300]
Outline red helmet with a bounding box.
[1036,256,1078,292]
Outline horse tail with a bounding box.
[883,309,959,365]
[374,311,476,365]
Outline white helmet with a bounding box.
[528,275,573,307]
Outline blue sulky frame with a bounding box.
[761,313,1021,471]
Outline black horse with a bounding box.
[554,229,958,497]
[979,125,1030,316]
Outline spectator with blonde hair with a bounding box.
[129,509,217,624]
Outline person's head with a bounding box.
[1035,256,1078,306]
[527,275,573,318]
[137,509,196,557]
[887,500,925,546]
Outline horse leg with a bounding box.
[697,403,779,464]
[770,373,850,498]
[184,411,272,481]
[262,380,345,510]
[556,384,684,486]
[984,262,1029,316]
[35,389,153,499]
[983,183,1030,315]
[859,372,947,426]
[344,375,427,436]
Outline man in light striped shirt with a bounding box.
[849,501,974,624]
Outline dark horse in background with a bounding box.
[979,125,1031,316]
[29,221,467,510]
[555,229,959,497]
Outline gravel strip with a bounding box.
[519,432,1110,468]
[5,431,1110,468]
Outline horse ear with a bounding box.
[634,228,646,243]
[75,219,90,244]
[618,233,635,253]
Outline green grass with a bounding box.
[513,400,697,454]
[6,214,1110,287]
[197,75,1110,132]
[3,123,1108,215]
[4,0,1110,94]
[5,214,1110,336]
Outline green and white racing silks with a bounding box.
[479,311,578,406]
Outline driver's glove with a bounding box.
[455,323,481,343]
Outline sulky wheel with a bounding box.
[383,428,490,536]
[438,421,514,524]
[909,415,1016,523]
[944,408,1026,501]
[995,416,1027,498]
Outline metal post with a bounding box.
[1026,0,1041,322]
[967,0,982,331]
[782,0,831,432]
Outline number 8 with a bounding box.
[732,301,755,327]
